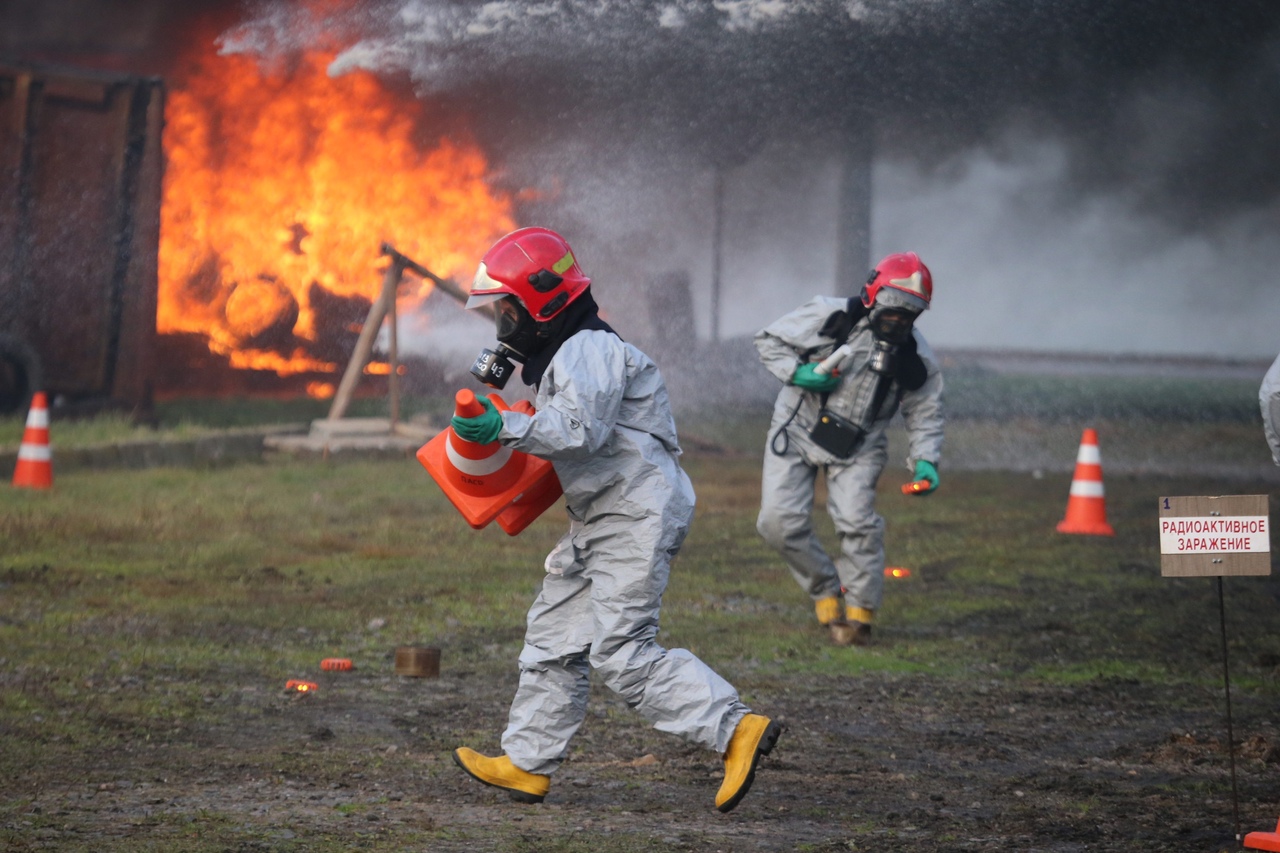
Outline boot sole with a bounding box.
[716,720,782,814]
[452,750,546,804]
[830,621,871,646]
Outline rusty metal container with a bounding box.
[394,646,441,678]
[0,63,163,415]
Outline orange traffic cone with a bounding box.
[12,391,53,489]
[1056,427,1114,536]
[489,396,562,536]
[417,389,560,532]
[495,465,563,535]
[1245,816,1280,851]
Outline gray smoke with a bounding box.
[217,0,1280,359]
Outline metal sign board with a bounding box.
[1159,495,1271,577]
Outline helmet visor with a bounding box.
[466,261,510,310]
[874,285,929,313]
[465,291,507,310]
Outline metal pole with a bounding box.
[711,167,723,343]
[835,117,873,298]
[1217,575,1241,844]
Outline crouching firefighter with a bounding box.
[754,252,945,646]
[450,226,780,812]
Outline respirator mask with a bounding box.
[470,343,519,389]
[471,296,543,389]
[865,290,922,376]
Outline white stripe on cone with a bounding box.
[1075,443,1101,464]
[18,445,51,462]
[1069,480,1105,498]
[445,434,513,476]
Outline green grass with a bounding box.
[941,372,1265,423]
[4,454,1274,693]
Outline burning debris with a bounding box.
[157,42,515,394]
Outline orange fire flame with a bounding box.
[158,41,515,382]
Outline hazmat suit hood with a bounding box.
[516,288,617,387]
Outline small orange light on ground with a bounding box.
[285,679,318,693]
[884,567,912,579]
[320,658,353,671]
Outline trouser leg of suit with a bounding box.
[824,439,888,612]
[756,443,843,602]
[503,511,748,776]
[500,553,594,775]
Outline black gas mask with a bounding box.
[470,297,532,389]
[496,296,545,355]
[869,305,917,346]
[471,296,559,389]
[864,283,923,374]
[864,306,916,379]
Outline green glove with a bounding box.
[790,362,842,393]
[451,396,503,444]
[913,459,940,492]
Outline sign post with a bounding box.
[1159,494,1271,844]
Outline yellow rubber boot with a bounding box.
[846,606,874,626]
[715,713,781,813]
[814,595,843,626]
[453,748,550,803]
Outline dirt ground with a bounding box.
[7,630,1277,852]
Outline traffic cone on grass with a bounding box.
[1244,816,1280,851]
[12,392,52,489]
[1056,427,1114,536]
[417,389,561,532]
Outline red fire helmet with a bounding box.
[862,251,932,311]
[466,227,591,321]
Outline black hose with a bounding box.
[770,396,804,457]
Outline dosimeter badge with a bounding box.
[471,343,519,389]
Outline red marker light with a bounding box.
[901,480,930,495]
[884,567,912,579]
[285,680,318,693]
[320,658,353,671]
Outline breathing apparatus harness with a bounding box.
[769,298,927,458]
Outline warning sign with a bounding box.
[1159,495,1272,577]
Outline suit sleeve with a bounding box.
[753,296,848,384]
[898,330,945,470]
[498,332,627,460]
[1261,353,1280,466]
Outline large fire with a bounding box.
[158,41,515,387]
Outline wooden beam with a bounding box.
[326,254,405,422]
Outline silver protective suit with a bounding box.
[1262,353,1280,466]
[494,329,749,775]
[754,296,945,612]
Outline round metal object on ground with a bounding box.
[395,646,441,678]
